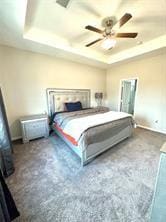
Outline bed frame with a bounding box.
[46,88,133,166]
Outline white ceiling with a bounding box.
[0,0,166,68]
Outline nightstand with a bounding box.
[20,114,49,143]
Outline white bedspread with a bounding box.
[63,111,132,141]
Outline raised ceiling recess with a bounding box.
[0,0,165,68]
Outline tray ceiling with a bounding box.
[0,0,166,68]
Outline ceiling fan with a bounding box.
[85,13,138,49]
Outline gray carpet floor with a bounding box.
[7,128,166,222]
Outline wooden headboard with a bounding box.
[46,88,91,116]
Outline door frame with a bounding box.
[118,77,139,115]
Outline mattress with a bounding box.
[52,107,134,150]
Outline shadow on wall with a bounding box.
[105,101,118,111]
[10,119,21,140]
[135,115,149,127]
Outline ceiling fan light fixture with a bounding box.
[101,38,116,50]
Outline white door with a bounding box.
[120,79,137,114]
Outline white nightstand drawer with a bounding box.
[25,120,47,139]
[20,114,49,143]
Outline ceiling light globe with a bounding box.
[101,38,116,50]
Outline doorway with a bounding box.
[120,78,137,114]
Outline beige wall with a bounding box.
[0,45,106,139]
[0,44,165,139]
[106,51,166,133]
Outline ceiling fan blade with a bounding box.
[85,25,103,34]
[56,0,70,8]
[115,33,138,38]
[116,13,132,28]
[86,38,103,47]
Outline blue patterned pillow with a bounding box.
[65,101,82,112]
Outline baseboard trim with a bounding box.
[138,125,166,135]
[12,136,22,141]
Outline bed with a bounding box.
[47,88,134,166]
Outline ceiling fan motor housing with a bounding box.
[102,16,116,35]
[102,16,116,28]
